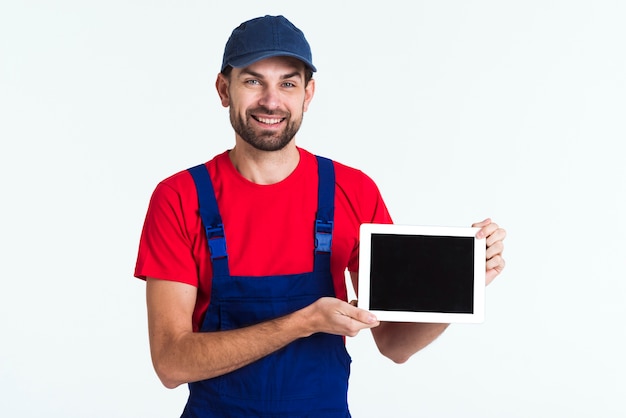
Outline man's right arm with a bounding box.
[146,278,379,388]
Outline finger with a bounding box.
[486,254,505,272]
[472,218,491,229]
[474,219,499,240]
[485,259,505,286]
[346,306,378,325]
[486,240,504,260]
[483,221,500,237]
[486,227,507,247]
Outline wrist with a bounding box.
[289,303,318,338]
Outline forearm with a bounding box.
[371,321,449,364]
[151,295,377,388]
[152,310,311,388]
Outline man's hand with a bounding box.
[473,218,507,285]
[302,297,379,337]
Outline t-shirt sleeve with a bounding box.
[345,171,393,273]
[134,179,199,287]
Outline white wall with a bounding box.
[1,1,624,417]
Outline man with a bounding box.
[135,15,506,417]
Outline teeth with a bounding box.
[258,117,282,125]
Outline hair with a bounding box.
[221,65,314,86]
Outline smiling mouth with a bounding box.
[254,116,285,125]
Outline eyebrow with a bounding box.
[239,68,303,80]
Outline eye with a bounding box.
[282,81,296,88]
[246,79,261,86]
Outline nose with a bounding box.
[258,85,281,110]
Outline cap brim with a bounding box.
[224,50,317,73]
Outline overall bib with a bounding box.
[182,156,352,418]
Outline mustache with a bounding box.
[247,107,289,118]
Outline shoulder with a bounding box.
[333,159,376,186]
[147,151,230,212]
[333,159,385,213]
[323,154,383,198]
[299,148,379,190]
[301,149,390,221]
[156,151,229,191]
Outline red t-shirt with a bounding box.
[134,147,393,331]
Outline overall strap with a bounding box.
[314,156,335,272]
[188,164,230,276]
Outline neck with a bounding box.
[229,141,300,185]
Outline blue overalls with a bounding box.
[182,156,352,417]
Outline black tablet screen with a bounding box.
[369,234,475,313]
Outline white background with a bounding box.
[1,1,625,417]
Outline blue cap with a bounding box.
[221,15,317,73]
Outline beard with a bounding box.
[230,107,303,152]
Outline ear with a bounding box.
[303,78,315,112]
[215,73,230,107]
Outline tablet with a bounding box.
[358,223,486,323]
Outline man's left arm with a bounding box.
[354,218,506,364]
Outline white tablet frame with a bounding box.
[357,223,486,324]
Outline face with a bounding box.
[216,56,315,152]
